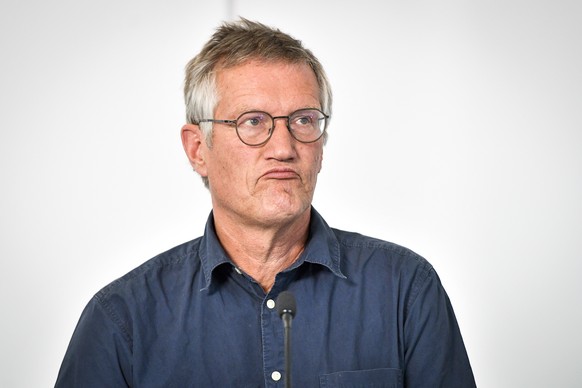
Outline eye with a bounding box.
[296,116,313,125]
[292,113,316,126]
[247,117,261,126]
[238,112,268,128]
[291,110,323,129]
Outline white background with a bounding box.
[1,0,581,387]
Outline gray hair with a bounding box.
[184,18,333,144]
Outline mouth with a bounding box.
[260,168,300,180]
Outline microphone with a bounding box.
[276,291,296,388]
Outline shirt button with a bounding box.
[266,299,275,309]
[271,371,281,381]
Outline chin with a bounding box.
[255,184,314,220]
[261,199,310,222]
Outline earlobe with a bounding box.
[181,124,208,177]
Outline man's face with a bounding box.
[197,60,324,227]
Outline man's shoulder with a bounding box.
[330,227,433,273]
[94,237,203,302]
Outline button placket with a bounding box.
[261,293,286,387]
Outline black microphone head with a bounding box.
[276,291,297,318]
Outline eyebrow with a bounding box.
[231,106,323,117]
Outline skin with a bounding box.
[181,60,324,292]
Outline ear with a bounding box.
[181,124,208,178]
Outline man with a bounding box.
[56,19,476,387]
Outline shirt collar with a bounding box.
[198,207,346,290]
[198,212,232,291]
[298,207,346,279]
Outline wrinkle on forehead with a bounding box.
[214,60,320,118]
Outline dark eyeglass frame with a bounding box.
[195,108,329,146]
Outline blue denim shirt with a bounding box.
[56,208,475,387]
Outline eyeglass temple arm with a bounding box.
[195,119,236,125]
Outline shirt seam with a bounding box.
[406,265,435,315]
[91,241,200,348]
[337,236,434,314]
[93,292,133,348]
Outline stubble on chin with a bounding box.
[253,180,313,221]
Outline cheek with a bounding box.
[313,149,323,174]
[304,150,323,185]
[215,148,254,186]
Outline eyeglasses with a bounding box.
[195,108,329,146]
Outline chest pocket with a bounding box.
[319,368,403,388]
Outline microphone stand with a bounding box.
[282,312,292,388]
[276,291,296,388]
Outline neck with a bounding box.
[212,208,311,292]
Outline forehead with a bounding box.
[214,60,320,113]
[216,58,315,81]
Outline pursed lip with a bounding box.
[260,167,300,180]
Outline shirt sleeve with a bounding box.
[55,296,133,387]
[403,268,476,387]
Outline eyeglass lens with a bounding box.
[236,109,326,145]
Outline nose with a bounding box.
[265,117,297,160]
